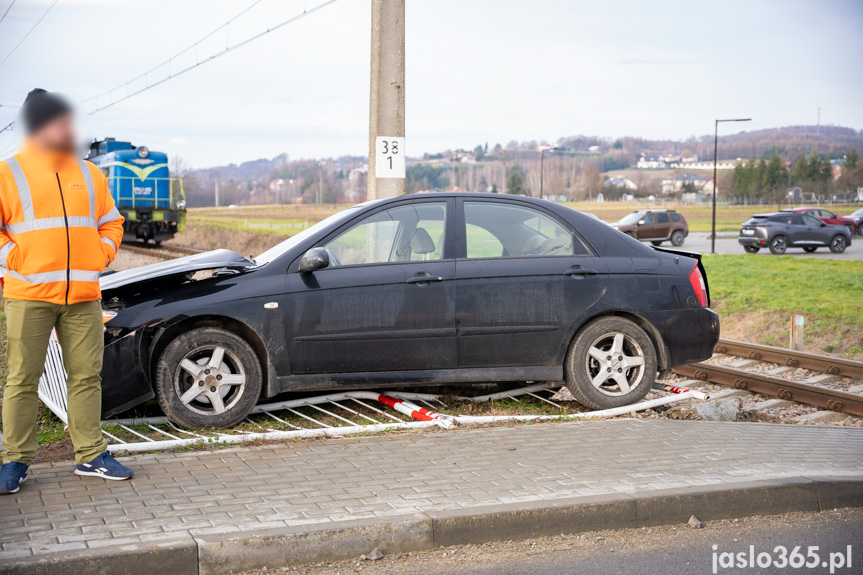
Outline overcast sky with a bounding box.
[1,0,861,168]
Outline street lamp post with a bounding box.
[711,118,751,253]
[540,145,558,200]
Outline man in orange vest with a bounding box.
[0,89,132,494]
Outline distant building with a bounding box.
[604,176,638,191]
[661,173,713,196]
[588,145,601,153]
[637,155,666,169]
[269,178,285,193]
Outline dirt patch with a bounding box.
[165,224,284,258]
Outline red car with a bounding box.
[781,207,857,237]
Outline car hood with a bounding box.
[100,249,256,292]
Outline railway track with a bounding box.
[673,339,863,418]
[119,242,202,260]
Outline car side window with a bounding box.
[670,213,680,221]
[823,210,836,218]
[641,214,655,224]
[324,202,447,266]
[803,215,821,227]
[464,202,588,259]
[656,213,669,223]
[788,215,803,225]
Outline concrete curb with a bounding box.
[2,476,861,575]
[0,538,196,575]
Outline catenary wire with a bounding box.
[0,0,58,68]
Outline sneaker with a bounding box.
[0,461,29,494]
[74,451,133,481]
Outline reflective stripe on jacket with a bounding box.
[0,141,124,305]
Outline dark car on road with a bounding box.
[781,207,858,237]
[97,193,719,428]
[611,209,689,246]
[845,207,863,235]
[738,212,852,254]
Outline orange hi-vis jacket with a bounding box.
[0,141,125,305]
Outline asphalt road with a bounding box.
[271,509,863,575]
[665,235,863,260]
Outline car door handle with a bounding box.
[564,266,598,277]
[406,273,443,285]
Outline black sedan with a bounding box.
[99,193,719,428]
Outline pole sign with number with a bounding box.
[375,136,405,179]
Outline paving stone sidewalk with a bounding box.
[2,419,862,562]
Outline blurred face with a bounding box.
[30,112,77,154]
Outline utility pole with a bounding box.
[367,0,405,200]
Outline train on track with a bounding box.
[86,138,186,243]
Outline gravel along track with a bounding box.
[662,349,863,427]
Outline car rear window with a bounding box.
[744,216,769,225]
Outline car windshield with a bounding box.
[616,212,644,225]
[851,208,863,218]
[253,206,363,265]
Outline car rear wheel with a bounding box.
[155,327,263,429]
[565,317,657,410]
[830,235,847,254]
[769,235,787,255]
[670,230,685,246]
[803,246,818,253]
[650,240,663,246]
[744,245,760,254]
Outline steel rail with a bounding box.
[715,338,863,379]
[119,242,203,260]
[673,362,863,417]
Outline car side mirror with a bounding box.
[299,247,330,273]
[821,222,827,227]
[637,220,645,225]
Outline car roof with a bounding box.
[369,191,568,208]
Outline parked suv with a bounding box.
[738,212,851,254]
[781,207,857,237]
[611,209,689,246]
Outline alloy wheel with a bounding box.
[585,332,646,396]
[174,346,248,416]
[770,237,786,254]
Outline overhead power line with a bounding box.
[83,0,340,115]
[0,0,17,25]
[0,0,58,68]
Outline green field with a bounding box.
[702,255,863,356]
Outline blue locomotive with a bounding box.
[85,138,186,243]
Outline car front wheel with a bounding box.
[744,245,760,254]
[565,317,657,410]
[155,327,263,428]
[769,236,787,255]
[670,230,685,246]
[830,235,847,254]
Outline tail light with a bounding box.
[688,263,708,307]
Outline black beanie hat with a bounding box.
[21,88,73,134]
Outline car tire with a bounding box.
[670,230,685,246]
[744,245,760,254]
[769,235,787,255]
[565,317,657,410]
[650,240,663,246]
[830,235,847,254]
[155,327,263,429]
[803,246,817,253]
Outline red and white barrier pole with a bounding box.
[377,395,455,428]
[653,383,709,400]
